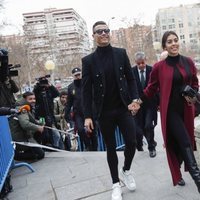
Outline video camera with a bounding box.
[36,74,51,86]
[0,48,21,82]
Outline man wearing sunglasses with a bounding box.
[82,21,140,200]
[132,52,158,157]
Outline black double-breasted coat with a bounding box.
[81,46,139,119]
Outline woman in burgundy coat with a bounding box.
[142,31,200,193]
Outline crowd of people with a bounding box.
[1,20,200,200]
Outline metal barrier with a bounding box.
[77,127,125,151]
[0,116,14,192]
[0,116,34,192]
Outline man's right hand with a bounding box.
[84,118,94,133]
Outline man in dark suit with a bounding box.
[132,52,158,158]
[82,21,141,200]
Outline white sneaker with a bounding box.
[112,182,122,200]
[119,168,136,191]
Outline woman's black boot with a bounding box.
[183,147,200,193]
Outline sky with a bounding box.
[1,0,200,36]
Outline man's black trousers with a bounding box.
[99,106,137,183]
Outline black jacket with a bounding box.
[33,84,59,124]
[82,46,139,119]
[132,65,159,125]
[0,79,19,107]
[65,80,83,122]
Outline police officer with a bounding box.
[65,67,98,151]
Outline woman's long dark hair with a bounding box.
[161,31,179,49]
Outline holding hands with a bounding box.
[128,99,142,115]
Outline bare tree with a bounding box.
[0,34,30,92]
[111,18,157,66]
[0,0,5,30]
[0,0,4,9]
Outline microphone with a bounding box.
[18,105,31,113]
[0,105,31,117]
[0,107,18,116]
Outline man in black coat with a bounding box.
[0,76,19,108]
[33,78,63,149]
[82,21,141,200]
[132,52,158,157]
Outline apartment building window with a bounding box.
[191,45,198,50]
[162,25,167,30]
[168,24,175,29]
[190,39,197,43]
[180,35,185,40]
[179,23,183,28]
[189,34,193,38]
[168,18,175,23]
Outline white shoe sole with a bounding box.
[119,178,136,191]
[112,196,122,200]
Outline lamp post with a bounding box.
[108,17,115,27]
[45,60,55,84]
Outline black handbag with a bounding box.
[181,85,197,98]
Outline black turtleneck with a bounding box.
[96,44,123,111]
[166,54,184,114]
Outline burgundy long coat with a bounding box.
[144,55,199,185]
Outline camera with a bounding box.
[36,75,51,86]
[0,48,21,82]
[181,85,197,98]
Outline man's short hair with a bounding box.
[92,21,107,33]
[22,91,34,99]
[135,52,146,60]
[59,91,68,97]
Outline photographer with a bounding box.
[0,76,19,107]
[33,76,63,149]
[0,49,19,107]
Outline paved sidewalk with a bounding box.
[7,119,200,200]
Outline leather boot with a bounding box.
[183,147,200,193]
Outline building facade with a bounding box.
[111,25,156,65]
[155,3,200,61]
[23,8,91,78]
